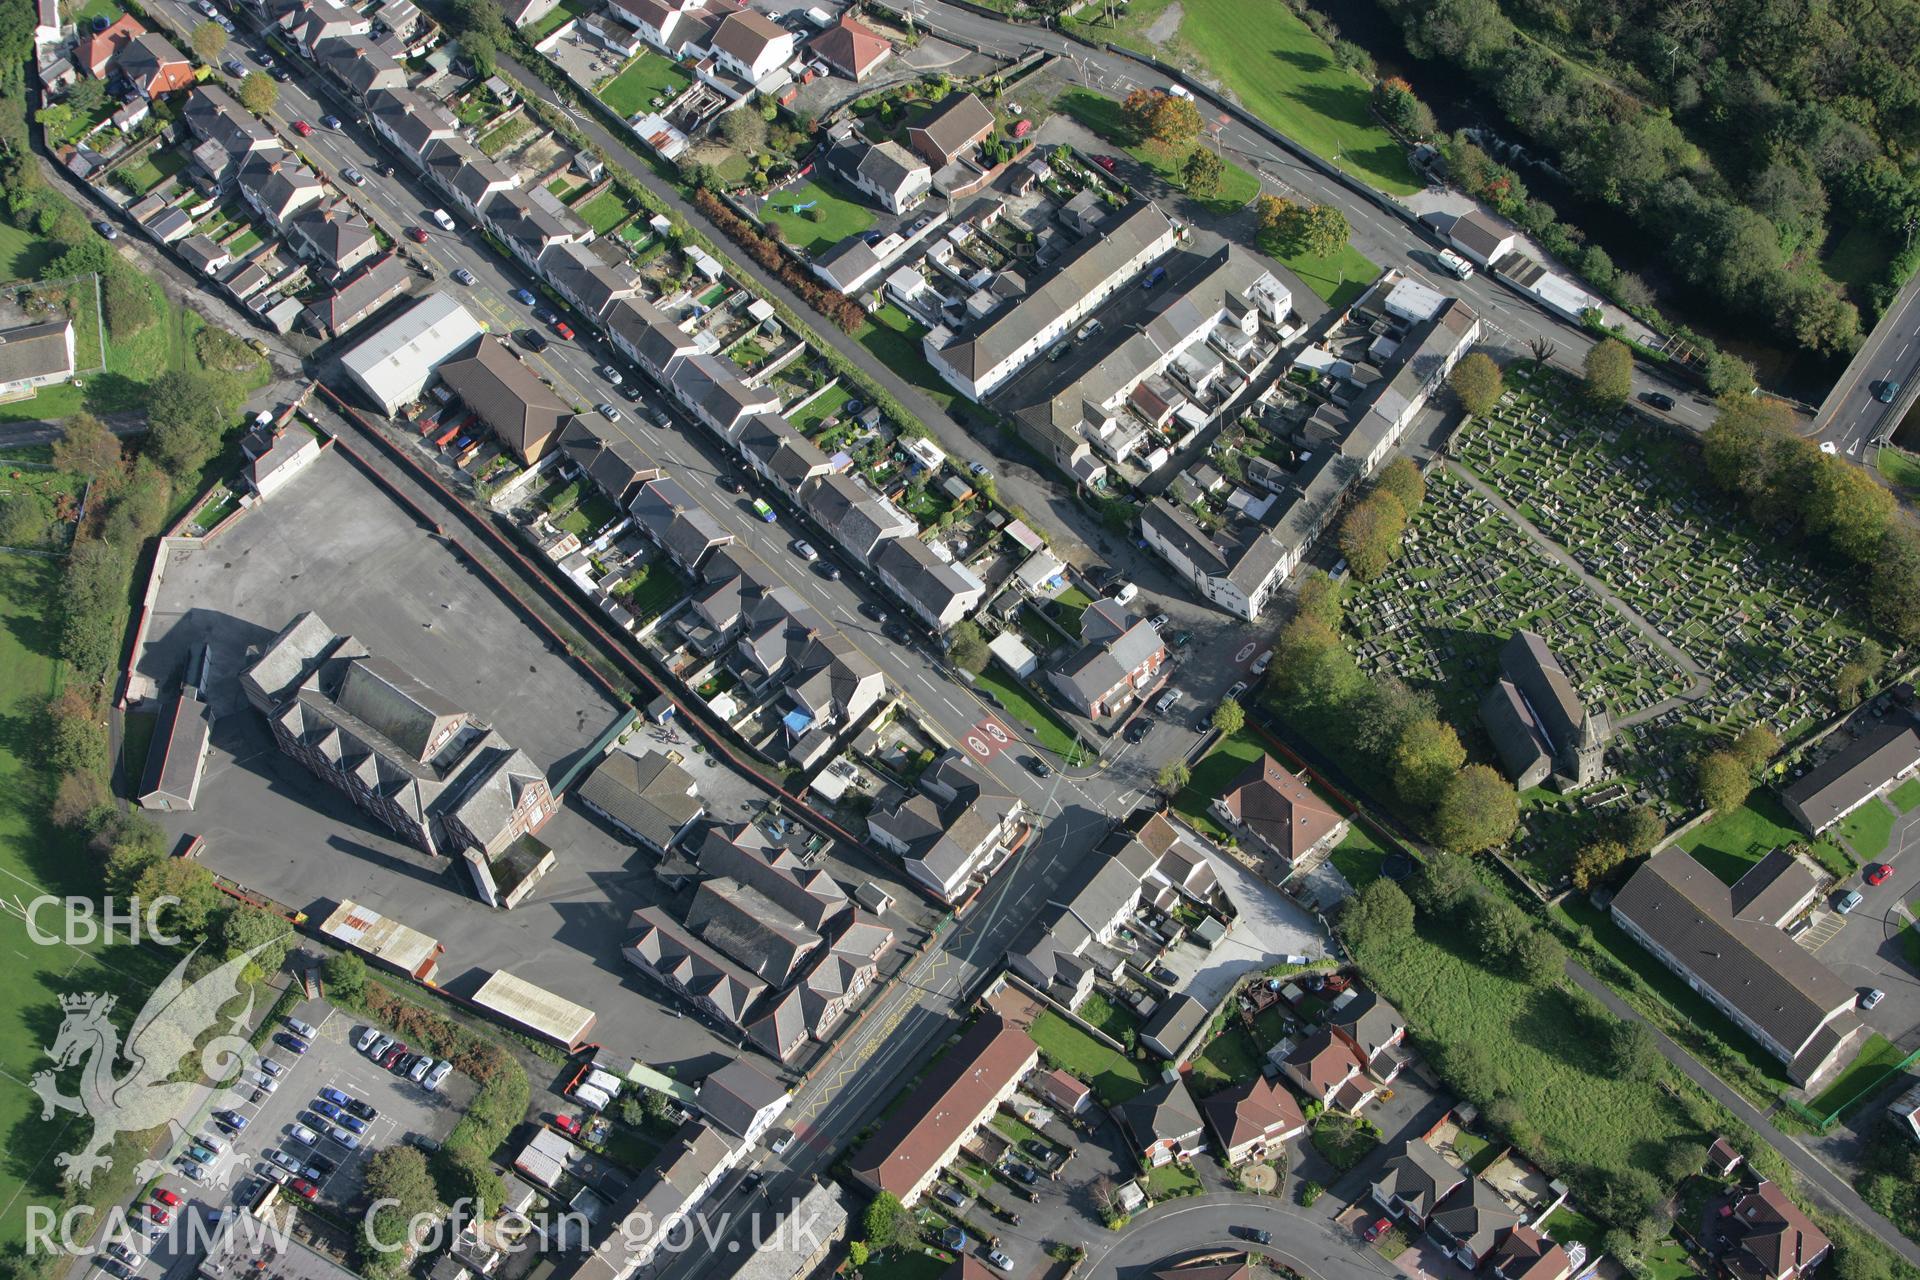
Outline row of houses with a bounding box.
[1141,271,1482,620]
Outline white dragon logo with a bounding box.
[31,943,269,1189]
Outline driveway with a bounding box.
[1159,844,1329,1011]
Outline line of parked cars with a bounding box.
[356,1024,453,1090]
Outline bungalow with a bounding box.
[808,13,890,80]
[0,319,77,398]
[908,92,994,169]
[1117,1078,1205,1169]
[1030,1068,1091,1117]
[178,235,233,278]
[1782,723,1920,835]
[1201,1076,1307,1167]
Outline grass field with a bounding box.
[1055,90,1262,217]
[1070,0,1419,196]
[1891,778,1920,814]
[1805,1034,1910,1120]
[1356,907,1707,1183]
[759,180,874,256]
[597,53,694,118]
[1677,793,1849,884]
[524,0,595,41]
[0,553,186,1246]
[1029,1010,1149,1105]
[1189,1022,1262,1096]
[1265,239,1379,310]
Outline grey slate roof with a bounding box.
[1430,1178,1521,1259]
[686,876,821,986]
[796,472,914,558]
[0,320,75,387]
[335,653,466,762]
[1612,850,1858,1070]
[623,905,767,1024]
[692,824,849,932]
[631,476,731,569]
[1372,1139,1463,1218]
[697,1060,784,1140]
[872,536,981,620]
[1117,1077,1204,1149]
[607,297,699,372]
[558,416,660,507]
[577,751,702,850]
[1782,723,1920,832]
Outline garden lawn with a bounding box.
[525,0,595,41]
[577,190,633,236]
[1265,240,1378,310]
[1142,1162,1202,1198]
[1188,1023,1262,1096]
[1051,585,1092,636]
[1354,910,1701,1183]
[597,53,694,118]
[1329,824,1386,886]
[1891,778,1920,814]
[1078,990,1140,1042]
[0,222,59,279]
[1162,0,1419,195]
[760,179,874,255]
[970,666,1085,762]
[612,562,688,620]
[1054,90,1260,216]
[1029,1009,1149,1105]
[1175,725,1269,837]
[1678,793,1849,884]
[854,304,956,412]
[790,384,851,433]
[1835,797,1897,862]
[114,146,188,197]
[1804,1034,1910,1121]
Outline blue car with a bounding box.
[321,114,342,129]
[512,288,536,306]
[319,1088,351,1108]
[336,1113,368,1135]
[277,1033,310,1055]
[312,1100,343,1121]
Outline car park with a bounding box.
[289,1124,318,1146]
[409,1057,433,1084]
[321,1087,350,1106]
[288,1017,319,1040]
[381,1043,407,1068]
[330,1126,360,1150]
[313,1100,343,1122]
[179,1161,208,1183]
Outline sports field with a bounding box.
[0,553,176,1247]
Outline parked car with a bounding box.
[93,219,117,240]
[223,58,244,75]
[551,320,575,340]
[934,1185,967,1209]
[812,560,841,581]
[367,1036,392,1060]
[451,267,475,285]
[329,1126,360,1150]
[344,1099,378,1121]
[517,328,549,352]
[1093,154,1118,172]
[1865,862,1893,886]
[215,1110,249,1131]
[320,114,342,129]
[598,364,624,385]
[259,1057,285,1077]
[431,209,456,231]
[336,1113,368,1135]
[288,1125,318,1147]
[511,288,536,306]
[312,1100,343,1122]
[1639,391,1676,411]
[552,1114,582,1136]
[291,119,312,136]
[596,403,622,422]
[267,1150,301,1174]
[1147,612,1169,630]
[287,1017,318,1039]
[1862,988,1886,1010]
[1154,688,1183,714]
[179,1161,207,1184]
[380,1043,406,1068]
[288,1179,318,1201]
[1124,718,1153,744]
[354,1028,380,1052]
[277,1033,310,1055]
[409,1056,434,1084]
[1836,889,1864,914]
[151,1189,180,1208]
[987,1251,1014,1272]
[1225,681,1247,702]
[790,538,818,561]
[1362,1218,1391,1243]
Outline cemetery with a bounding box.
[1340,363,1878,887]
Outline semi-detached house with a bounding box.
[872,535,983,630]
[1048,598,1165,719]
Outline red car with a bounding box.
[1093,154,1118,173]
[1362,1218,1390,1243]
[380,1043,407,1069]
[151,1188,180,1208]
[291,119,312,137]
[1865,862,1893,886]
[406,226,429,243]
[289,1179,318,1201]
[551,1114,582,1136]
[551,320,575,340]
[143,1206,170,1225]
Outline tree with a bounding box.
[1462,891,1531,964]
[1527,335,1557,367]
[1571,840,1630,892]
[1342,878,1415,955]
[847,1242,870,1269]
[66,75,105,115]
[1254,195,1295,248]
[1298,203,1350,258]
[214,905,293,983]
[1582,338,1633,408]
[1433,764,1518,853]
[1828,1248,1894,1280]
[863,1193,905,1251]
[147,371,236,475]
[1210,697,1244,737]
[1732,723,1780,771]
[1181,146,1224,199]
[948,620,989,673]
[1293,571,1343,630]
[1835,639,1884,709]
[1511,927,1566,985]
[1155,760,1190,796]
[238,71,278,115]
[1615,806,1666,857]
[1121,88,1200,148]
[364,1146,436,1216]
[1697,749,1753,812]
[1449,351,1504,415]
[0,493,41,546]
[1586,1168,1663,1232]
[1338,492,1407,580]
[1391,716,1465,810]
[1351,676,1434,758]
[324,951,368,1002]
[190,19,226,62]
[52,770,109,828]
[1375,456,1425,518]
[1871,524,1920,644]
[1806,456,1895,563]
[133,857,223,942]
[1412,853,1479,919]
[52,413,124,492]
[720,108,767,152]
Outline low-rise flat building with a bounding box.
[136,688,211,812]
[0,318,77,398]
[1782,723,1920,835]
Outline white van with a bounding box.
[431,208,457,231]
[1436,248,1474,280]
[1111,581,1139,605]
